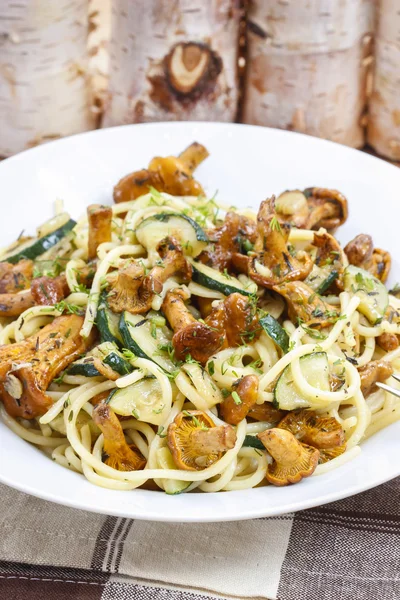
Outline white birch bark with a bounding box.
[88,0,111,122]
[102,0,241,127]
[0,0,94,157]
[243,0,375,148]
[368,0,400,159]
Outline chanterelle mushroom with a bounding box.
[257,428,320,486]
[0,315,94,419]
[247,402,286,424]
[376,306,400,352]
[304,187,348,231]
[93,402,146,472]
[220,374,259,425]
[359,359,393,398]
[274,281,339,328]
[167,410,236,471]
[162,289,224,364]
[205,292,260,347]
[199,212,258,271]
[0,259,33,293]
[344,234,391,283]
[87,204,113,260]
[243,197,313,289]
[113,142,208,203]
[107,261,149,314]
[277,410,345,464]
[142,236,192,295]
[108,237,192,315]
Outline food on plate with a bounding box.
[0,142,398,494]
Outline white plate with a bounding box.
[0,122,399,522]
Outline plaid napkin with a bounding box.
[1,479,400,600]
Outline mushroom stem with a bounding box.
[142,236,192,296]
[257,428,320,486]
[87,204,113,260]
[162,289,195,332]
[259,428,304,466]
[191,425,236,455]
[93,402,146,472]
[178,142,209,173]
[220,374,259,425]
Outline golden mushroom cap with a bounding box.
[167,410,236,471]
[278,410,345,451]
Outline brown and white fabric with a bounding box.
[1,478,400,599]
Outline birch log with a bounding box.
[368,0,400,160]
[0,0,94,157]
[88,0,111,124]
[102,0,240,126]
[243,1,374,148]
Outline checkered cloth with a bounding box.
[1,478,400,600]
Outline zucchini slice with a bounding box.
[259,314,289,353]
[273,351,330,410]
[156,447,191,495]
[189,258,253,296]
[67,342,133,377]
[97,294,123,347]
[135,213,208,257]
[242,435,265,451]
[316,270,339,295]
[107,377,168,425]
[343,265,388,324]
[66,359,101,377]
[2,219,76,264]
[119,312,176,373]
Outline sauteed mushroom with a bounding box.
[272,188,348,231]
[257,428,319,486]
[0,259,33,293]
[277,410,346,464]
[245,197,313,288]
[108,237,192,315]
[344,234,391,282]
[199,212,258,271]
[167,410,236,471]
[0,315,94,419]
[220,374,259,425]
[93,402,146,471]
[162,289,224,364]
[303,187,348,231]
[359,359,393,398]
[87,204,113,260]
[113,142,208,203]
[274,281,339,328]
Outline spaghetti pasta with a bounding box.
[0,144,399,495]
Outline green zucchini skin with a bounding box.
[242,435,265,450]
[103,352,133,376]
[259,314,289,353]
[189,259,252,296]
[96,293,123,347]
[119,313,149,360]
[67,351,133,378]
[316,270,338,295]
[67,360,101,377]
[3,219,76,264]
[118,312,176,373]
